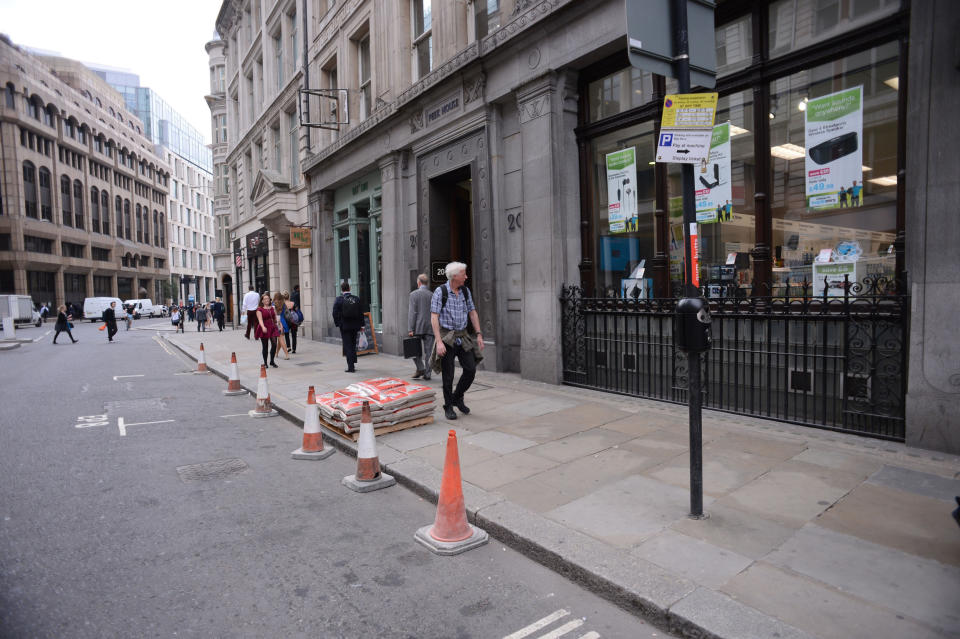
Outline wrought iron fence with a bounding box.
[560,275,909,440]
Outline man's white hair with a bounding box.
[445,261,467,280]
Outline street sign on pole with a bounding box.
[625,0,717,89]
[656,92,718,163]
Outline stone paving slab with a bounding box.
[162,330,960,639]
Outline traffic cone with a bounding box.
[342,401,394,492]
[292,386,334,460]
[197,342,208,373]
[223,352,246,396]
[248,364,278,418]
[415,430,488,555]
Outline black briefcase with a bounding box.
[403,336,422,359]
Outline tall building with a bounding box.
[211,0,960,454]
[90,67,217,305]
[212,0,310,336]
[0,36,171,309]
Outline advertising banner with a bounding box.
[606,148,638,233]
[805,86,863,210]
[695,122,732,224]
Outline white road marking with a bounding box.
[576,633,600,639]
[503,610,570,639]
[537,620,585,639]
[118,418,174,436]
[75,414,109,429]
[33,330,52,342]
[113,375,145,381]
[219,413,250,418]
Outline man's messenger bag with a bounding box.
[403,336,422,359]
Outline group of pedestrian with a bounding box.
[242,285,302,368]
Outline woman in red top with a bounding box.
[255,293,281,368]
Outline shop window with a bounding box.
[589,121,657,296]
[769,41,899,295]
[587,67,655,123]
[668,91,757,294]
[715,13,753,77]
[769,0,899,60]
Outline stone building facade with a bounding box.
[0,37,171,310]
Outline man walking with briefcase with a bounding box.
[407,273,434,380]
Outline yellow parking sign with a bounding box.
[660,93,719,129]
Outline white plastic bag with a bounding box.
[240,313,247,325]
[357,331,368,350]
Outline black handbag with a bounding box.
[403,336,422,359]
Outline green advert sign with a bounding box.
[806,87,862,122]
[606,148,635,171]
[710,123,729,148]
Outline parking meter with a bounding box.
[675,296,712,352]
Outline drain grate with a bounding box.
[176,458,249,482]
[295,361,322,366]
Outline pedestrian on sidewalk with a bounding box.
[332,281,363,373]
[431,261,484,420]
[103,301,119,343]
[212,298,225,331]
[281,289,299,354]
[40,302,49,323]
[52,305,77,344]
[187,303,195,322]
[242,285,259,340]
[196,303,208,332]
[124,304,133,330]
[255,293,281,368]
[408,273,434,380]
[273,292,291,360]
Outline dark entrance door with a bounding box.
[222,275,233,322]
[429,165,473,287]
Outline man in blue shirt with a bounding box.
[431,262,484,420]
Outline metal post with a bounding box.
[673,0,704,519]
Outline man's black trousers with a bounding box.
[440,341,476,408]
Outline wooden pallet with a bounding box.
[318,414,435,442]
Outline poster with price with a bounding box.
[805,86,863,211]
[695,122,732,224]
[605,148,638,234]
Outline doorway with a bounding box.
[429,165,473,286]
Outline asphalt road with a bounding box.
[0,320,674,639]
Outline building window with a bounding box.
[116,196,123,236]
[769,0,899,59]
[412,0,432,79]
[92,247,111,262]
[61,176,73,227]
[136,204,143,243]
[474,0,501,40]
[288,112,299,186]
[153,210,159,247]
[93,275,111,296]
[22,162,37,218]
[358,32,371,120]
[288,9,298,74]
[159,213,165,248]
[24,235,53,253]
[101,191,110,235]
[274,34,284,90]
[272,123,282,171]
[124,200,131,240]
[62,241,85,258]
[38,167,52,221]
[73,180,84,229]
[43,105,54,127]
[27,96,39,120]
[91,187,100,233]
[4,83,14,109]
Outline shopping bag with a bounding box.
[402,336,422,359]
[240,313,247,325]
[357,331,369,351]
[98,324,105,331]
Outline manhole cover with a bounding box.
[176,458,249,482]
[295,361,322,366]
[104,397,168,413]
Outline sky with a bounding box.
[0,0,222,144]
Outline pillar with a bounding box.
[379,151,407,355]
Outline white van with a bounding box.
[123,298,158,319]
[83,297,127,322]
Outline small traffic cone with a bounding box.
[292,386,334,460]
[342,401,394,492]
[223,352,246,396]
[196,342,208,373]
[248,364,278,418]
[415,430,488,555]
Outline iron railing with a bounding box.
[560,275,909,440]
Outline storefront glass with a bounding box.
[769,0,899,59]
[769,41,899,294]
[589,121,656,296]
[332,174,382,326]
[587,68,654,123]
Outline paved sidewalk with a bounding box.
[158,324,960,639]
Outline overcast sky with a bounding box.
[0,0,222,144]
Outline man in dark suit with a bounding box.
[332,281,363,373]
[103,301,118,343]
[408,273,434,380]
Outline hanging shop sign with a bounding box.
[656,93,718,164]
[605,147,639,234]
[695,122,732,224]
[805,86,863,211]
[290,227,312,249]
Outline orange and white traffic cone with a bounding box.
[415,429,488,555]
[248,364,277,418]
[197,342,208,373]
[223,352,246,396]
[292,386,334,460]
[342,401,394,492]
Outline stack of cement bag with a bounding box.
[315,377,437,434]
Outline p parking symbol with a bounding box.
[659,133,673,147]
